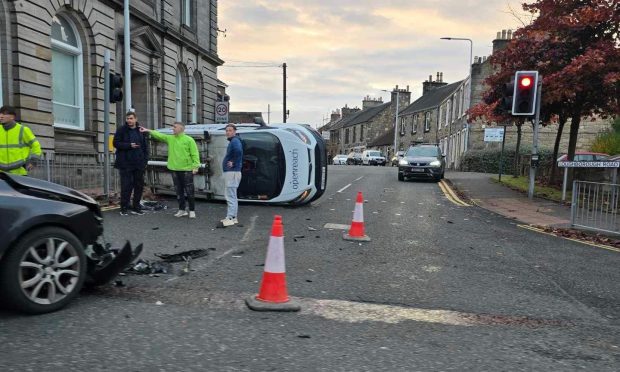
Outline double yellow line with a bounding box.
[438,180,470,207]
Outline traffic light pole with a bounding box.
[528,79,543,200]
[103,50,111,201]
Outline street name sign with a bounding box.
[557,161,620,168]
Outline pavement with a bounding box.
[446,171,572,227]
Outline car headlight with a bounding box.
[399,159,409,166]
[430,160,441,167]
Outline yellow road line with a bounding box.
[438,180,470,207]
[517,224,620,253]
[438,181,469,207]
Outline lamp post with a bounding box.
[440,37,473,153]
[381,88,400,159]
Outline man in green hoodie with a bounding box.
[140,122,200,218]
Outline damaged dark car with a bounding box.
[0,172,140,314]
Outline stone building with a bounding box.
[0,0,223,155]
[398,73,471,169]
[325,86,411,158]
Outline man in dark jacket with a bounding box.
[113,111,149,216]
[221,124,243,226]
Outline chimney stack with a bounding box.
[422,73,448,95]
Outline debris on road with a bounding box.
[140,200,168,211]
[308,226,317,231]
[155,249,209,262]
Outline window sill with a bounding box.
[54,126,93,135]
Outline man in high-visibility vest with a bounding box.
[0,105,42,175]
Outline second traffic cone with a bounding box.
[246,215,300,312]
[343,192,371,242]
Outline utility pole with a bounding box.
[267,104,270,124]
[528,79,543,199]
[103,50,111,202]
[282,62,287,123]
[123,0,132,113]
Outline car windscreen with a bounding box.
[237,132,285,200]
[406,146,439,157]
[367,151,381,157]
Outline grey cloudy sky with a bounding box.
[218,1,530,127]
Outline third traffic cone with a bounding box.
[343,192,371,242]
[245,215,300,312]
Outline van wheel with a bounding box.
[0,227,86,314]
[398,174,404,181]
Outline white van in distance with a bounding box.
[361,150,386,166]
[145,122,328,206]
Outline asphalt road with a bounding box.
[1,165,619,371]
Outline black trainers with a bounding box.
[119,209,129,216]
[130,209,145,216]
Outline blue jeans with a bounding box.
[224,171,241,218]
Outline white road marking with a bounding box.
[338,183,352,193]
[354,176,364,181]
[241,215,258,243]
[324,223,350,230]
[167,216,258,282]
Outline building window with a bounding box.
[400,117,405,135]
[182,0,192,27]
[51,15,84,129]
[175,69,183,122]
[352,126,356,142]
[190,77,197,123]
[345,128,350,144]
[445,101,451,127]
[360,124,364,141]
[424,112,430,132]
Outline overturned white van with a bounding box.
[145,122,328,206]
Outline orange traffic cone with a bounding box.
[343,192,371,242]
[246,215,300,312]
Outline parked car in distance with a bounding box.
[362,150,387,166]
[391,151,405,166]
[398,144,445,182]
[347,151,363,165]
[332,154,348,165]
[557,152,609,162]
[0,173,140,314]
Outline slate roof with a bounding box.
[342,102,391,129]
[399,80,464,116]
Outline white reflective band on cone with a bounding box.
[264,236,286,273]
[353,203,364,222]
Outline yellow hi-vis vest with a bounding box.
[0,122,42,175]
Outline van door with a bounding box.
[237,132,286,200]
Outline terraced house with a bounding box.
[398,73,471,169]
[0,0,223,189]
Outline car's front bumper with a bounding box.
[398,166,442,178]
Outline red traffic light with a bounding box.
[519,77,532,88]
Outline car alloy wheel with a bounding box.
[0,227,86,314]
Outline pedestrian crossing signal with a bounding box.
[109,73,124,103]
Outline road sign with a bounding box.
[215,101,229,123]
[484,127,504,142]
[558,161,620,168]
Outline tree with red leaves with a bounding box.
[469,0,620,182]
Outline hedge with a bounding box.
[460,145,554,174]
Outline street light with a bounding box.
[440,36,473,158]
[381,88,400,159]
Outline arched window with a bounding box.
[175,69,183,122]
[51,15,84,129]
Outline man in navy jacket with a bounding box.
[221,124,243,226]
[113,111,149,215]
